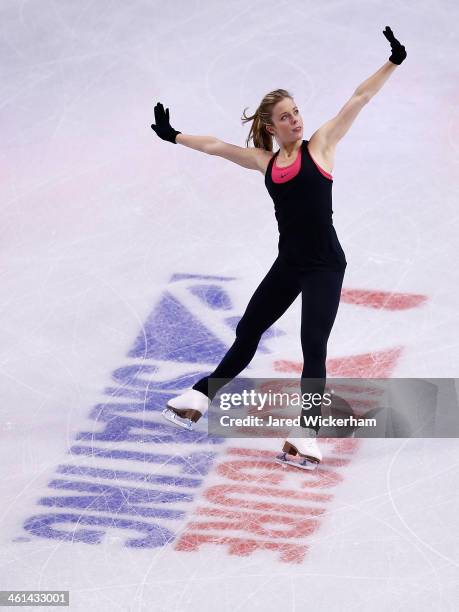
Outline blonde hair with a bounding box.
[241,88,293,151]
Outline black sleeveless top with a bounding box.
[264,139,347,271]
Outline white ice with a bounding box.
[1,1,459,610]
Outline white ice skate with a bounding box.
[162,389,210,431]
[275,424,322,471]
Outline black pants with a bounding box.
[193,255,346,432]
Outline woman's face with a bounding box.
[267,98,303,144]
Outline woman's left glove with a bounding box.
[383,26,407,65]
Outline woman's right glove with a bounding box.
[151,102,181,144]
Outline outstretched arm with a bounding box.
[175,133,219,153]
[356,24,407,98]
[310,26,406,150]
[316,61,398,147]
[151,103,264,171]
[355,60,398,100]
[176,133,265,172]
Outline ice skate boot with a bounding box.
[162,389,210,431]
[275,424,322,471]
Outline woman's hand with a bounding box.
[383,26,407,65]
[151,102,182,144]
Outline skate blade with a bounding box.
[274,453,319,471]
[162,408,193,431]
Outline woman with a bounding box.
[151,27,406,470]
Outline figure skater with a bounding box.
[150,26,406,470]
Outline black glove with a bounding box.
[151,102,181,144]
[383,26,407,65]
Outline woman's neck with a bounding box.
[278,139,302,159]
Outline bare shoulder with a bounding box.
[256,148,275,175]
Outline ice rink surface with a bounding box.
[1,1,459,610]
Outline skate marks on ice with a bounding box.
[174,440,360,565]
[17,273,285,552]
[15,271,422,564]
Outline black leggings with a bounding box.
[192,255,346,432]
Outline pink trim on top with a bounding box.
[271,142,333,183]
[271,146,302,184]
